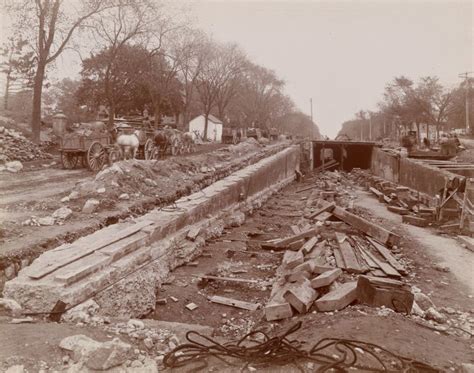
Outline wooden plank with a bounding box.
[332,207,400,247]
[273,227,319,248]
[197,275,258,284]
[335,233,364,274]
[369,187,384,202]
[366,237,407,275]
[364,250,401,278]
[315,211,332,222]
[307,201,336,219]
[357,245,379,269]
[25,221,153,280]
[208,295,259,311]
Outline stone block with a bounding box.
[311,268,342,288]
[264,302,293,321]
[282,250,304,269]
[283,279,317,313]
[314,281,357,312]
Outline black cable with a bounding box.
[163,321,441,372]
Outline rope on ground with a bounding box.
[163,321,441,372]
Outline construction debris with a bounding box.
[0,126,53,164]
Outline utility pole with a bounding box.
[459,72,473,134]
[368,113,372,141]
[310,98,314,139]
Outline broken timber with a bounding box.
[208,295,260,311]
[335,233,366,274]
[332,207,400,247]
[366,237,406,275]
[197,275,259,284]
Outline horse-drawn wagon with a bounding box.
[116,123,194,160]
[59,130,120,171]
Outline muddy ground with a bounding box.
[0,169,472,372]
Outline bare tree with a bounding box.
[196,41,246,139]
[6,0,113,142]
[172,29,207,129]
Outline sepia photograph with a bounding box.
[0,0,472,371]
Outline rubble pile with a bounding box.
[0,126,53,164]
[256,170,470,337]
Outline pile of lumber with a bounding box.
[263,202,409,321]
[368,177,436,228]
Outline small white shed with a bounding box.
[188,114,223,143]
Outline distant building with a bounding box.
[188,114,223,142]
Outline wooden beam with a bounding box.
[366,238,407,275]
[208,295,260,311]
[332,207,400,247]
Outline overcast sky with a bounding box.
[0,1,472,137]
[190,0,472,137]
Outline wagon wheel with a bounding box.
[151,146,161,160]
[144,139,155,160]
[61,152,79,169]
[108,146,121,164]
[87,141,106,171]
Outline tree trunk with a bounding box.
[107,100,115,135]
[154,102,161,127]
[426,123,430,142]
[204,113,209,141]
[436,123,440,142]
[416,121,421,144]
[4,71,11,110]
[31,60,46,144]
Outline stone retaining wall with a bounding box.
[4,146,300,317]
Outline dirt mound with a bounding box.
[72,138,263,203]
[0,126,53,163]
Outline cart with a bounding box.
[59,131,119,171]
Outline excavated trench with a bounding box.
[0,140,294,289]
[5,140,473,320]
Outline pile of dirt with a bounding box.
[72,138,263,203]
[0,126,53,163]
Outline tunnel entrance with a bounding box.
[312,140,380,172]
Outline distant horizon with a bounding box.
[0,1,471,138]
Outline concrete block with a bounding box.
[300,237,318,254]
[286,270,311,283]
[282,250,304,269]
[283,279,317,313]
[99,232,149,261]
[310,268,342,288]
[314,281,357,312]
[54,252,112,285]
[292,259,317,274]
[264,302,293,321]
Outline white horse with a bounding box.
[116,130,140,159]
